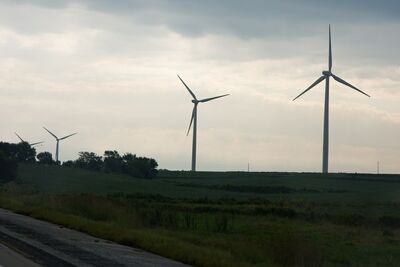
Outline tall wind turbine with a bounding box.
[177,75,229,172]
[15,132,44,147]
[293,25,370,174]
[43,127,77,163]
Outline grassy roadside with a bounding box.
[0,185,399,267]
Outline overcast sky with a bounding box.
[1,0,399,173]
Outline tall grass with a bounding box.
[0,189,312,266]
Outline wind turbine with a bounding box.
[43,127,77,163]
[15,132,44,147]
[293,25,370,174]
[177,75,229,172]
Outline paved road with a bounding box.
[0,243,41,267]
[0,208,191,267]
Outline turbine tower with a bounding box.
[43,127,77,163]
[15,132,44,147]
[177,75,229,172]
[293,25,370,174]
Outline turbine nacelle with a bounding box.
[322,70,331,77]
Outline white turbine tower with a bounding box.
[293,25,370,174]
[43,127,77,163]
[177,75,229,172]
[15,132,44,147]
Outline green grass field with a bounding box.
[0,163,399,266]
[17,164,400,202]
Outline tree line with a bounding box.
[0,141,158,182]
[63,151,158,178]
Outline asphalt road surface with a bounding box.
[0,243,41,267]
[0,208,191,267]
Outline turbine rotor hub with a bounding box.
[322,70,331,77]
[192,100,198,104]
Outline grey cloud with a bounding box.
[81,0,400,39]
[1,0,68,7]
[2,0,399,65]
[4,0,400,38]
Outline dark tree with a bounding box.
[103,150,122,173]
[122,153,138,176]
[37,152,54,164]
[75,152,103,171]
[122,153,158,178]
[0,150,17,183]
[62,160,74,167]
[0,142,36,163]
[122,153,136,162]
[147,158,159,178]
[15,142,36,162]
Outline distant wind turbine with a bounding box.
[15,132,44,147]
[43,127,77,163]
[293,25,370,174]
[177,75,229,171]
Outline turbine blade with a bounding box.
[177,75,197,100]
[30,141,44,146]
[15,132,24,142]
[59,132,78,140]
[199,94,229,103]
[329,24,332,72]
[187,106,195,136]
[43,127,58,140]
[331,74,370,97]
[293,76,326,101]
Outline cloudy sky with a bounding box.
[1,0,399,173]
